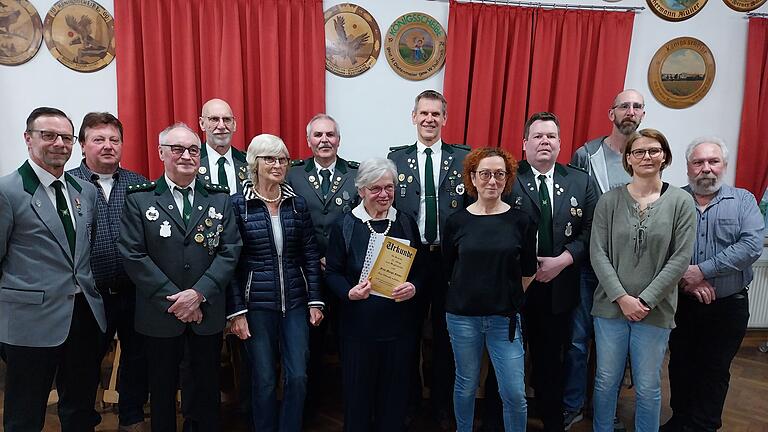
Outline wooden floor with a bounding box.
[1,331,766,431]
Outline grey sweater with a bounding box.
[590,184,696,329]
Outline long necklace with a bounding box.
[365,219,392,235]
[254,187,281,203]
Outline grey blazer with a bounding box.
[0,161,106,347]
[199,144,249,194]
[285,157,359,256]
[117,176,242,338]
[388,142,471,240]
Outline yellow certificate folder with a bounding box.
[368,236,417,300]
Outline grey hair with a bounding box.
[355,158,398,189]
[245,134,290,186]
[685,136,729,163]
[158,122,201,146]
[306,113,341,138]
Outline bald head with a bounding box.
[609,89,645,136]
[199,98,237,155]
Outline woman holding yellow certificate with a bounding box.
[442,147,537,432]
[325,158,423,432]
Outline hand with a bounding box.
[309,308,324,326]
[348,280,371,301]
[535,252,573,283]
[167,289,203,320]
[391,282,416,302]
[681,265,705,288]
[616,295,650,322]
[228,315,251,340]
[684,280,716,304]
[179,307,202,324]
[320,257,327,272]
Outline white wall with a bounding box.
[0,0,116,175]
[2,0,767,188]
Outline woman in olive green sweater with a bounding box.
[589,129,696,432]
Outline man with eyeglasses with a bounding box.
[117,122,242,432]
[660,137,763,432]
[0,107,107,431]
[67,112,149,432]
[285,113,359,416]
[563,89,646,431]
[198,98,247,194]
[388,90,470,430]
[506,112,597,432]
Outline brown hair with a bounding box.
[462,147,518,198]
[78,112,124,143]
[622,128,672,175]
[523,111,560,139]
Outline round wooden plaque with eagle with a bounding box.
[324,3,381,78]
[43,0,114,73]
[0,0,43,66]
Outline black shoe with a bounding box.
[660,416,683,432]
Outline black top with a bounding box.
[325,212,424,340]
[442,208,537,316]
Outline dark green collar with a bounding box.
[202,143,246,163]
[303,157,348,174]
[18,161,82,195]
[518,160,568,177]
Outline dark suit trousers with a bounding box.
[2,294,103,432]
[145,329,223,432]
[341,335,415,432]
[524,282,572,432]
[668,290,749,432]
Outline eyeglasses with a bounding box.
[474,170,508,181]
[366,185,395,195]
[27,129,77,145]
[160,144,201,156]
[630,148,664,159]
[613,102,645,112]
[257,156,289,166]
[205,116,234,126]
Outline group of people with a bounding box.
[0,89,763,432]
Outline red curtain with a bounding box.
[115,0,325,178]
[528,9,634,162]
[443,1,634,162]
[735,18,768,198]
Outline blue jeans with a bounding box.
[593,316,670,432]
[243,307,310,432]
[562,267,598,412]
[446,313,526,432]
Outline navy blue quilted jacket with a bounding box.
[226,181,323,316]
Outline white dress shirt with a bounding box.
[315,158,337,186]
[416,139,442,244]
[205,143,237,195]
[29,159,76,228]
[165,175,196,219]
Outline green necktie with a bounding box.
[424,147,437,244]
[537,174,553,256]
[177,186,192,226]
[320,169,331,198]
[52,180,76,256]
[217,157,229,189]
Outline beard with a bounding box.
[614,117,639,135]
[689,174,722,196]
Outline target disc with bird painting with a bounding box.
[324,3,381,78]
[43,0,114,72]
[0,0,44,66]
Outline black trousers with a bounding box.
[523,282,572,432]
[668,290,749,432]
[145,329,223,432]
[412,247,455,416]
[341,335,416,432]
[99,288,148,426]
[2,294,103,432]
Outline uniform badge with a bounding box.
[456,184,465,195]
[342,190,350,200]
[570,196,578,207]
[309,175,316,182]
[145,206,159,221]
[407,175,413,183]
[194,233,205,244]
[205,218,213,227]
[398,173,405,182]
[168,204,174,210]
[335,197,343,206]
[217,225,224,233]
[198,166,207,175]
[336,176,341,182]
[451,199,458,208]
[239,172,246,180]
[565,222,573,237]
[400,186,407,198]
[198,205,203,211]
[35,199,42,207]
[514,196,523,209]
[577,208,583,217]
[75,197,82,215]
[160,221,172,238]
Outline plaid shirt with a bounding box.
[68,161,147,292]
